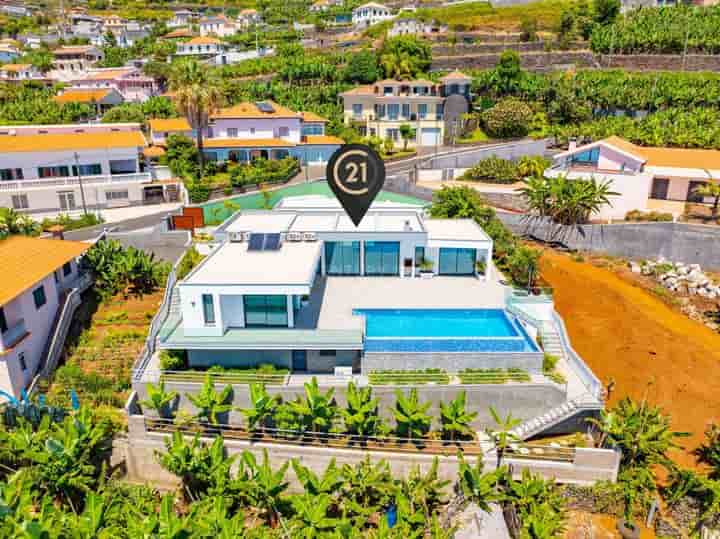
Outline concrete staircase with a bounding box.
[509,398,594,441]
[540,324,565,362]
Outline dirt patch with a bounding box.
[564,511,656,538]
[539,248,720,468]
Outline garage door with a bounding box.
[420,128,441,146]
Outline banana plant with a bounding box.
[288,377,337,434]
[240,383,279,431]
[289,493,346,538]
[392,389,432,440]
[342,382,383,438]
[140,381,178,419]
[439,391,477,441]
[186,375,233,425]
[291,458,344,496]
[456,454,503,511]
[485,406,521,469]
[339,457,395,524]
[239,449,289,528]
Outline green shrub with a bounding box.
[186,180,211,203]
[459,156,519,184]
[159,350,187,371]
[482,97,533,138]
[625,209,673,222]
[505,245,541,288]
[176,246,204,280]
[229,157,300,188]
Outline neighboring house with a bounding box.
[168,9,193,28]
[214,47,274,66]
[69,20,105,47]
[50,45,104,80]
[199,14,237,37]
[310,0,344,12]
[237,8,262,29]
[0,123,181,214]
[0,41,21,63]
[340,74,471,147]
[148,118,193,146]
[0,4,32,17]
[161,28,194,41]
[69,67,158,102]
[351,2,394,29]
[0,236,89,398]
[175,37,226,58]
[545,136,720,220]
[53,88,125,115]
[161,197,496,374]
[0,64,48,83]
[200,101,343,164]
[388,17,447,37]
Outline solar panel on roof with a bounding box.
[264,233,281,250]
[248,233,265,250]
[256,101,275,113]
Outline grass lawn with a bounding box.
[419,0,573,32]
[201,180,427,224]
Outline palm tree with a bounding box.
[439,391,478,441]
[140,381,177,419]
[693,182,720,218]
[169,60,223,178]
[393,388,432,440]
[241,383,279,431]
[485,406,521,469]
[342,382,383,437]
[186,375,233,425]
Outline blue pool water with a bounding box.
[353,308,538,353]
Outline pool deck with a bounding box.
[295,276,509,332]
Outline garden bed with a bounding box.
[160,365,290,385]
[457,368,531,384]
[368,369,451,385]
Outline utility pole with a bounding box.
[73,152,89,216]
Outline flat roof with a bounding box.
[425,218,492,243]
[275,195,423,210]
[0,236,89,305]
[225,213,296,233]
[183,240,321,286]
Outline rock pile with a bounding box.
[629,257,720,299]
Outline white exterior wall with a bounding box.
[209,117,302,143]
[0,147,140,181]
[0,262,79,397]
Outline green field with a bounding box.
[201,181,427,224]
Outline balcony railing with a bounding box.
[1,318,27,351]
[0,171,152,192]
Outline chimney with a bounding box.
[568,138,577,151]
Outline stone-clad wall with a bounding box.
[362,351,543,374]
[431,41,585,56]
[135,378,565,429]
[432,52,598,72]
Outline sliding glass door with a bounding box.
[325,241,360,275]
[439,248,476,275]
[243,295,288,327]
[364,241,400,276]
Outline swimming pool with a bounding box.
[353,308,538,353]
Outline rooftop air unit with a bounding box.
[229,231,244,242]
[287,232,303,241]
[242,231,253,242]
[303,232,317,242]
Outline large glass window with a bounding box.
[352,103,363,117]
[38,166,70,178]
[364,241,399,276]
[388,104,399,120]
[418,104,427,119]
[325,241,360,275]
[243,295,288,327]
[439,248,476,275]
[72,163,102,176]
[202,294,215,325]
[414,246,425,265]
[570,147,600,166]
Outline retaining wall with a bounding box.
[362,351,543,374]
[417,139,549,170]
[431,41,585,56]
[118,408,620,488]
[135,378,566,430]
[497,214,720,270]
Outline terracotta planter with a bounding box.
[617,519,641,539]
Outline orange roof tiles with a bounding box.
[0,131,146,153]
[300,111,328,123]
[301,135,344,145]
[440,70,471,81]
[143,146,166,158]
[162,28,193,39]
[0,236,90,305]
[1,64,31,72]
[186,36,223,45]
[602,136,720,170]
[212,101,298,119]
[148,118,192,132]
[203,138,295,148]
[53,88,115,104]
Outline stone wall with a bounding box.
[431,41,584,56]
[120,405,621,487]
[599,54,720,72]
[497,214,720,270]
[432,51,598,72]
[136,378,566,429]
[362,351,543,374]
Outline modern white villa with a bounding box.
[351,2,394,29]
[0,236,89,398]
[0,123,181,215]
[546,136,720,220]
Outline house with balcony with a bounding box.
[199,14,238,38]
[0,236,89,398]
[199,101,343,165]
[0,64,49,84]
[341,76,471,147]
[545,136,720,220]
[68,67,159,102]
[352,2,394,29]
[0,123,180,214]
[50,45,104,80]
[175,36,227,58]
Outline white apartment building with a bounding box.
[50,45,104,81]
[199,14,238,38]
[0,236,89,397]
[352,2,394,29]
[0,123,180,215]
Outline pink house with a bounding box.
[547,136,720,220]
[69,67,158,102]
